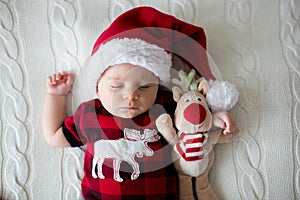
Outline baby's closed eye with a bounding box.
[110,84,123,89]
[108,81,123,89]
[138,83,156,91]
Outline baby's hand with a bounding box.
[213,111,237,135]
[47,71,73,96]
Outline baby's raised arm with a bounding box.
[42,71,73,147]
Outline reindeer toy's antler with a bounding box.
[172,69,204,92]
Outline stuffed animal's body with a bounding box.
[156,70,239,200]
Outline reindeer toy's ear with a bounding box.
[172,86,183,102]
[198,79,209,96]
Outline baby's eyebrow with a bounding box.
[107,76,122,81]
[139,81,157,85]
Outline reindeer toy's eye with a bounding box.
[184,98,190,103]
[197,97,202,102]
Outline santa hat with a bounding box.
[206,80,239,112]
[89,37,172,85]
[73,6,216,103]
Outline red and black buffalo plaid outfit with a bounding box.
[62,90,179,199]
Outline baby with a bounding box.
[42,6,238,200]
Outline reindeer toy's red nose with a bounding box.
[183,103,207,125]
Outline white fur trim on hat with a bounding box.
[88,38,172,86]
[206,80,239,112]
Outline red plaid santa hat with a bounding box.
[74,6,218,104]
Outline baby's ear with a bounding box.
[172,86,183,102]
[198,80,209,96]
[95,77,102,95]
[96,84,102,98]
[96,84,99,94]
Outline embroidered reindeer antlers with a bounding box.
[172,69,204,92]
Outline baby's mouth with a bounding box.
[127,106,138,110]
[120,106,138,110]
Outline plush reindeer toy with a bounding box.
[156,69,240,200]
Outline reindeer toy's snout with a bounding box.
[183,103,207,125]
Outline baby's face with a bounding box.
[97,63,159,118]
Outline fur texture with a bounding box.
[206,80,239,112]
[88,38,172,86]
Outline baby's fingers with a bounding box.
[64,72,74,86]
[223,120,236,135]
[213,112,236,135]
[48,72,72,85]
[56,72,62,81]
[47,74,58,85]
[213,117,226,129]
[56,72,68,81]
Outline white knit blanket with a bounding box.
[0,1,298,199]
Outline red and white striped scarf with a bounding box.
[176,132,208,161]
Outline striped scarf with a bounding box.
[176,132,208,161]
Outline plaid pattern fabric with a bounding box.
[62,90,179,199]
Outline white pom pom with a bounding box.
[206,80,239,112]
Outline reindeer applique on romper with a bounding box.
[92,128,160,182]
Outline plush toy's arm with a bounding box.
[156,113,179,145]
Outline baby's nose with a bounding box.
[123,88,139,100]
